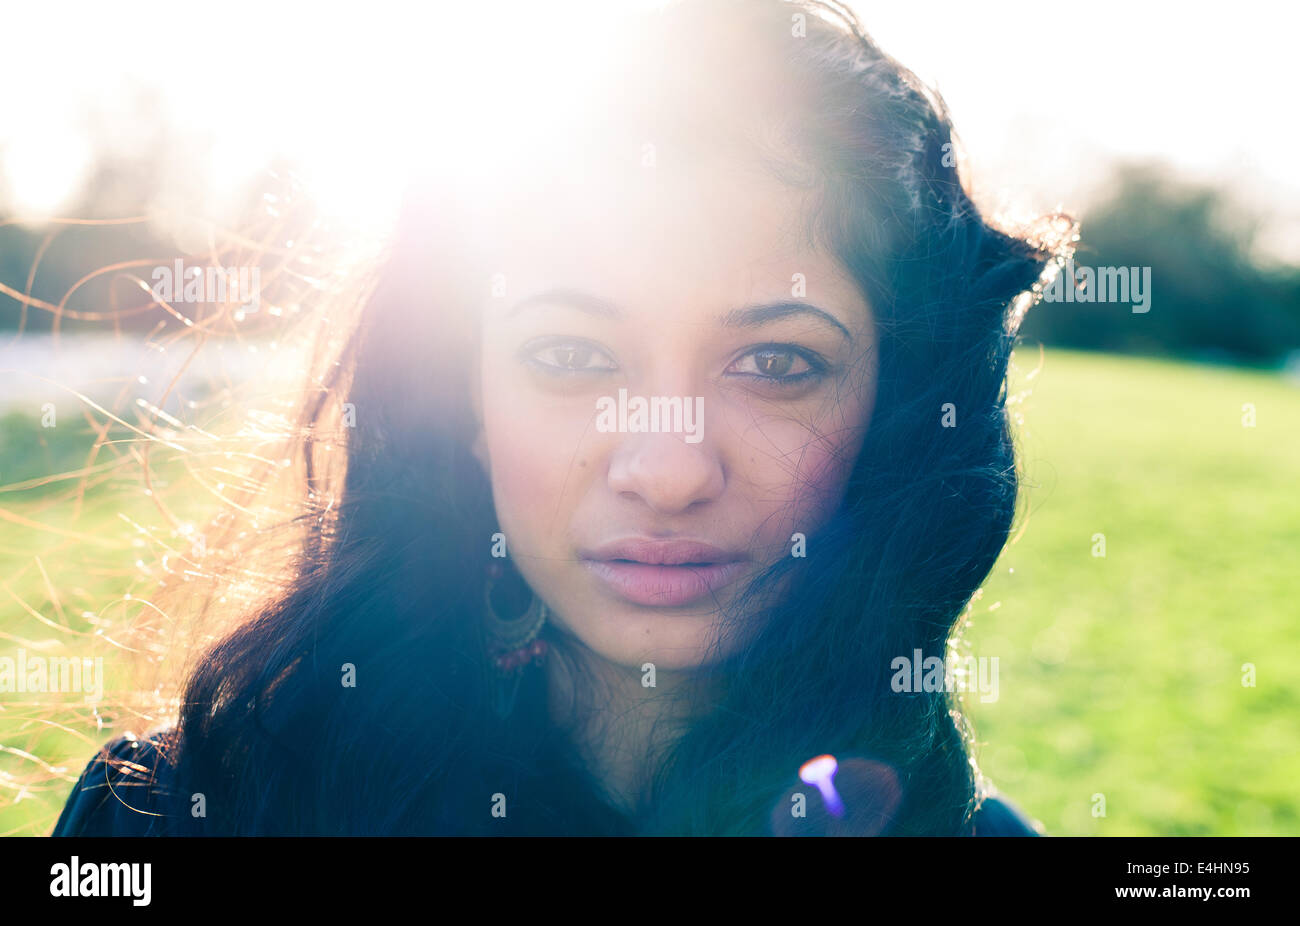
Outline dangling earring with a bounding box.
[484,562,549,718]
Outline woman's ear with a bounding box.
[471,427,489,474]
[469,345,490,475]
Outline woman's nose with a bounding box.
[606,429,725,516]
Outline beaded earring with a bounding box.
[484,562,549,718]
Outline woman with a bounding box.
[53,0,1059,836]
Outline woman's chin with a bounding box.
[554,604,735,672]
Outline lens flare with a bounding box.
[798,754,844,818]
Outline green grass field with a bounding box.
[0,410,213,837]
[1,347,1296,835]
[967,348,1299,835]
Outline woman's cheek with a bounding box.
[743,416,863,553]
[486,420,547,535]
[482,387,593,547]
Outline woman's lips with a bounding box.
[584,560,750,607]
[580,539,750,607]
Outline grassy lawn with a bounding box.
[967,348,1299,835]
[0,410,216,836]
[1,347,1296,835]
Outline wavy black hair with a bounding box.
[149,0,1066,835]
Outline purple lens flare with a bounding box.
[799,754,844,818]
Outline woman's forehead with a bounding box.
[480,157,853,303]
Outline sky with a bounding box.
[852,0,1300,258]
[1,0,1296,259]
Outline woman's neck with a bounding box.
[544,638,702,817]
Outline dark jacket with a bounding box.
[51,730,1043,836]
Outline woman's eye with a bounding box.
[524,340,618,374]
[726,346,822,383]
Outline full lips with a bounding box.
[583,559,750,607]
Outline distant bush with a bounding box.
[1018,163,1300,363]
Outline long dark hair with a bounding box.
[166,0,1066,835]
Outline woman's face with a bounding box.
[472,155,877,672]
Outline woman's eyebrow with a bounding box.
[721,302,853,342]
[509,288,620,319]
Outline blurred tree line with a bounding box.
[1019,163,1300,364]
[0,156,320,340]
[3,160,1300,365]
[0,216,166,336]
